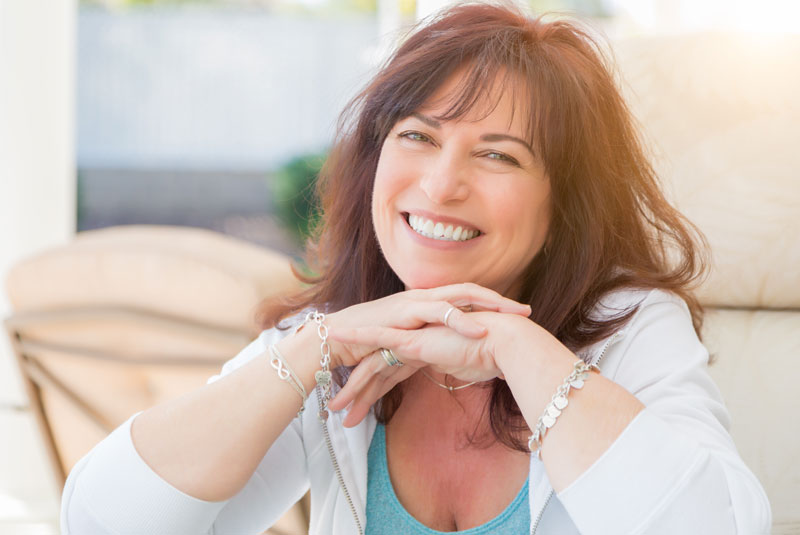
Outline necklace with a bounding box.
[420,369,480,392]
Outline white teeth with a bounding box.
[406,214,479,242]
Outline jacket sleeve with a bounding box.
[60,327,310,535]
[555,291,772,535]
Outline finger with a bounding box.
[328,351,385,411]
[342,376,385,427]
[342,364,415,427]
[424,283,531,315]
[440,303,487,338]
[329,326,407,351]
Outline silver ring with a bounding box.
[380,348,403,367]
[443,306,457,326]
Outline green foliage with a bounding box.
[528,0,610,17]
[270,152,326,247]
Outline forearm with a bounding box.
[130,325,321,502]
[497,328,644,493]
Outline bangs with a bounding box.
[369,38,545,160]
[430,58,540,156]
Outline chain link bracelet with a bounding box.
[528,359,600,460]
[295,310,334,422]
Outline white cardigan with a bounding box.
[60,288,772,534]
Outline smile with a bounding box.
[405,213,481,242]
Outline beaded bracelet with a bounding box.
[528,359,599,460]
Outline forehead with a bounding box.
[415,66,531,137]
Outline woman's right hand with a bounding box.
[323,283,531,369]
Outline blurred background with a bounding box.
[2,0,799,533]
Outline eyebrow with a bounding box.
[410,112,535,158]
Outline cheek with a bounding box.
[372,147,414,214]
[492,181,550,229]
[494,183,552,257]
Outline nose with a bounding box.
[419,152,470,204]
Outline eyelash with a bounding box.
[397,131,521,167]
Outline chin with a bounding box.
[399,270,472,290]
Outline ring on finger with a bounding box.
[380,348,404,367]
[443,306,457,326]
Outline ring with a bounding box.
[443,306,457,326]
[380,348,404,367]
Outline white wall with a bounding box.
[0,0,76,407]
[0,1,75,527]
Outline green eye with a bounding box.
[486,151,520,166]
[399,131,430,143]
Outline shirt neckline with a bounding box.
[373,423,529,534]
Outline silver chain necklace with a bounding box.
[420,369,480,392]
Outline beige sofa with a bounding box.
[614,32,800,533]
[4,224,308,534]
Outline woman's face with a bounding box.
[371,70,552,298]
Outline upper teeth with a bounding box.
[408,214,480,241]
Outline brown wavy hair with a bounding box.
[256,1,708,452]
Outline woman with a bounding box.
[61,2,771,534]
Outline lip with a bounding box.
[402,209,483,234]
[400,212,483,249]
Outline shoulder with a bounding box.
[591,287,688,321]
[583,288,709,393]
[581,288,698,368]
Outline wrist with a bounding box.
[275,322,325,396]
[491,314,543,374]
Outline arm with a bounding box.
[61,284,529,534]
[60,323,321,535]
[497,291,772,534]
[329,289,772,533]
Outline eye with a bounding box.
[398,131,433,143]
[483,151,520,167]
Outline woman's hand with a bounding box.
[324,283,531,369]
[328,311,534,426]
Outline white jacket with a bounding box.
[60,288,772,534]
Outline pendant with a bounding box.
[553,395,568,410]
[542,414,556,428]
[315,370,332,387]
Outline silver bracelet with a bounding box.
[268,344,307,416]
[528,359,599,460]
[296,310,334,422]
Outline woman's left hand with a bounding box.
[327,311,534,426]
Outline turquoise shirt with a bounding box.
[365,424,531,534]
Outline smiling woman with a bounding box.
[372,69,551,297]
[60,2,772,535]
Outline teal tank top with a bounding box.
[365,423,531,534]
